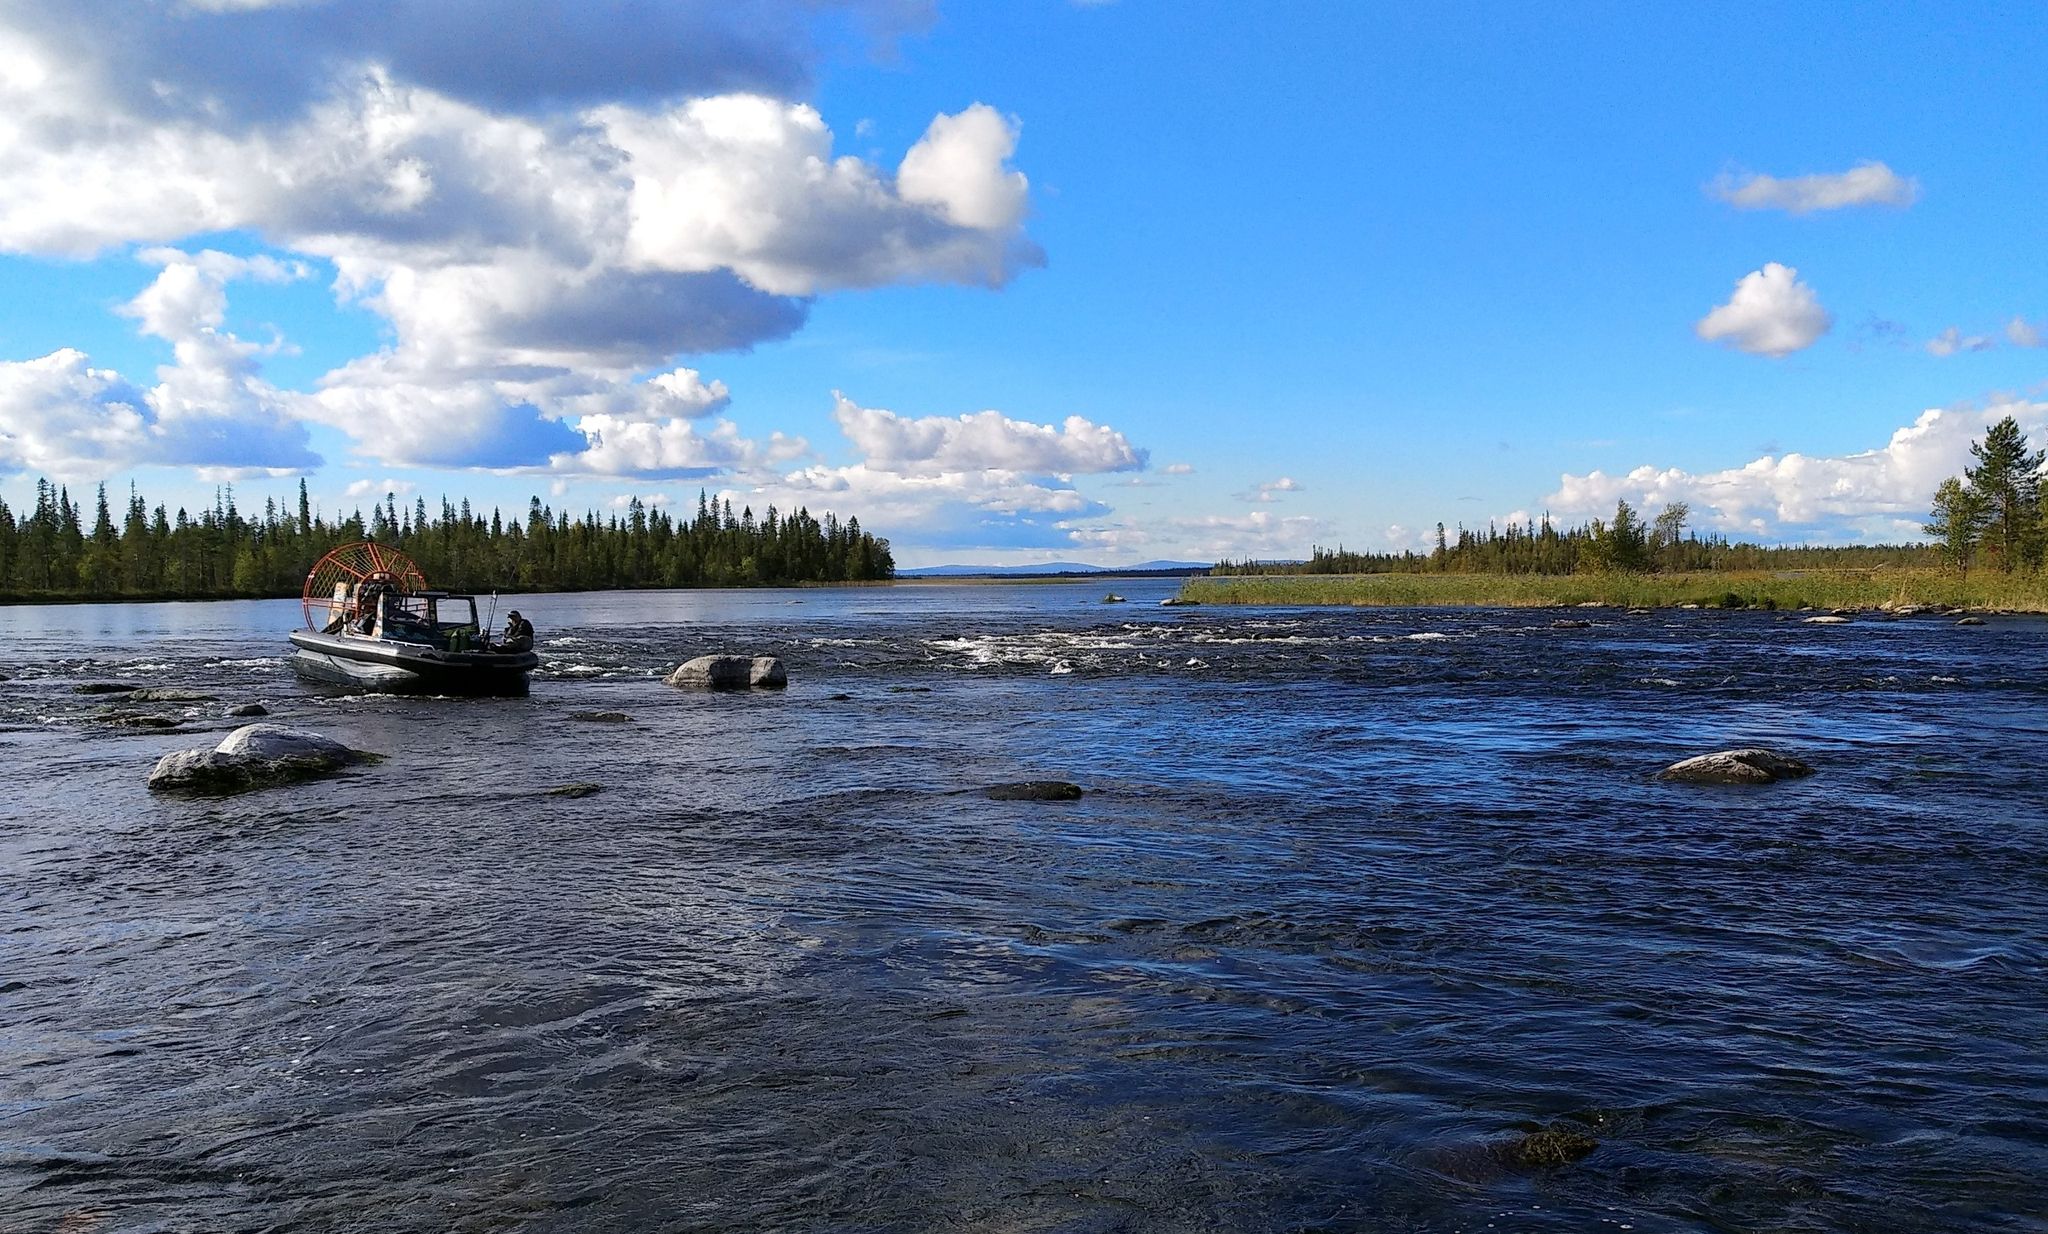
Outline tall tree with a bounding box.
[1965,416,2044,571]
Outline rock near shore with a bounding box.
[665,655,787,690]
[1660,748,1814,785]
[149,724,368,796]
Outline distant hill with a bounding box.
[898,559,1214,578]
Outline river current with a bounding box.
[1,580,2043,1232]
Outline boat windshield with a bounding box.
[376,594,481,648]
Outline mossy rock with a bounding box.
[1502,1123,1598,1168]
[148,725,369,796]
[150,750,353,795]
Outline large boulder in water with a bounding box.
[1660,748,1813,785]
[215,724,353,761]
[665,655,786,690]
[148,724,367,795]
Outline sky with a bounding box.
[1,1,2044,566]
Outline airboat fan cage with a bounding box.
[302,541,429,632]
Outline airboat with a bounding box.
[287,542,538,694]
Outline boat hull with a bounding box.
[288,631,537,695]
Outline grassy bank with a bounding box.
[1176,570,2048,611]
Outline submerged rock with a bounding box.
[96,712,182,730]
[985,780,1084,801]
[1661,748,1814,785]
[1956,616,1987,626]
[1502,1124,1599,1168]
[74,682,138,695]
[546,782,603,798]
[1551,619,1592,629]
[1803,615,1852,625]
[125,688,218,703]
[665,654,787,690]
[569,710,633,723]
[148,723,368,796]
[227,703,270,717]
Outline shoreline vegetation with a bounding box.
[1186,419,2048,613]
[1177,570,2048,612]
[0,479,893,605]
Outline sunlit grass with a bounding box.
[1176,570,2048,610]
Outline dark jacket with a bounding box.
[499,616,534,653]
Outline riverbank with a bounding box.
[1177,569,2048,611]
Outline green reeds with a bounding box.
[1175,570,2048,611]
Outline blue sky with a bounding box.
[1,2,2043,565]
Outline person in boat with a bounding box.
[352,571,399,634]
[354,581,386,633]
[497,610,534,654]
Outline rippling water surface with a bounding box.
[3,581,2044,1232]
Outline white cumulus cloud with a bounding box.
[1536,397,2048,540]
[0,5,1040,478]
[1711,161,1919,213]
[0,250,318,479]
[831,393,1144,475]
[1695,263,1832,358]
[344,478,415,499]
[692,393,1157,556]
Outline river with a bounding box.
[2,581,2043,1232]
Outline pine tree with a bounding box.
[1965,416,2043,572]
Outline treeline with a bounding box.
[1218,504,1941,577]
[0,479,894,601]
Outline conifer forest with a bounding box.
[0,481,895,601]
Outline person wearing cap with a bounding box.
[498,609,534,654]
